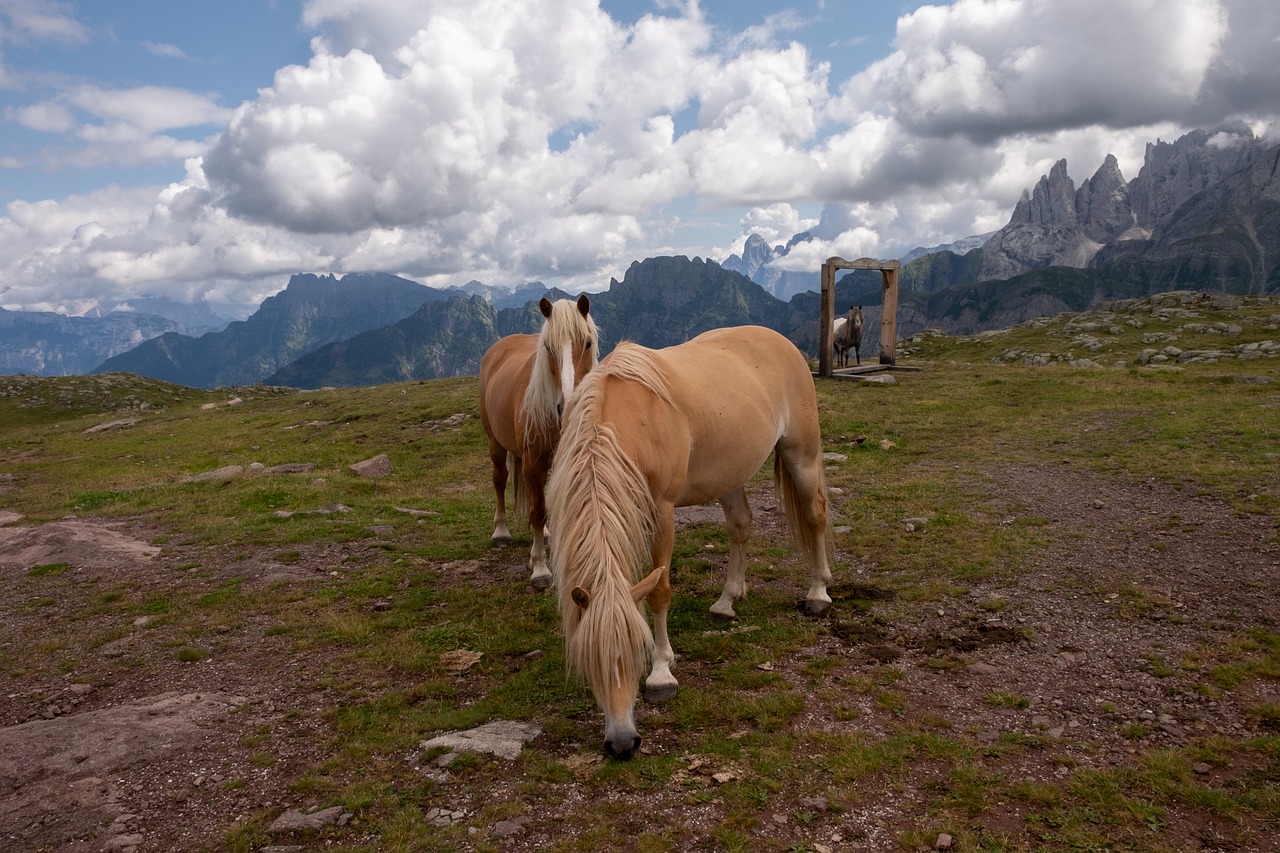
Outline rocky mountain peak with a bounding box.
[1076,153,1135,244]
[721,233,777,280]
[979,125,1269,283]
[1129,124,1265,230]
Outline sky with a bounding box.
[1,0,1278,316]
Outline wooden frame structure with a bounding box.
[817,256,900,377]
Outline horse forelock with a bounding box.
[523,300,599,439]
[548,372,656,694]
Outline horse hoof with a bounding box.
[491,536,511,548]
[707,610,737,625]
[644,683,678,704]
[530,574,552,591]
[800,599,831,617]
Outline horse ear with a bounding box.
[576,293,590,317]
[629,565,665,603]
[539,297,553,318]
[571,586,592,611]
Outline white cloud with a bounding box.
[1,0,1278,313]
[0,0,91,45]
[141,41,193,61]
[845,0,1231,140]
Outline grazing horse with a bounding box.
[833,304,864,367]
[479,294,598,589]
[546,326,833,758]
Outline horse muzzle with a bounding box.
[604,731,641,760]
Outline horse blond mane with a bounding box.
[592,342,674,404]
[547,353,663,699]
[522,299,599,443]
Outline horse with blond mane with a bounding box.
[547,325,833,758]
[479,294,598,589]
[833,304,863,367]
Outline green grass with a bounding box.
[2,294,1279,851]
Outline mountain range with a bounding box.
[2,125,1277,388]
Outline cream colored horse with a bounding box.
[479,294,598,588]
[547,325,833,758]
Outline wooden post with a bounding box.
[880,265,898,365]
[818,260,835,376]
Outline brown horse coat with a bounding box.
[479,294,597,587]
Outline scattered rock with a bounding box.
[491,816,530,837]
[349,454,391,477]
[182,465,244,483]
[0,520,159,568]
[440,649,483,674]
[936,833,954,850]
[425,807,467,826]
[0,511,23,525]
[267,806,350,835]
[84,418,138,434]
[419,720,541,761]
[272,504,352,519]
[261,463,317,474]
[394,506,440,517]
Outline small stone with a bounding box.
[492,817,530,837]
[349,454,392,477]
[1192,762,1212,775]
[936,833,954,850]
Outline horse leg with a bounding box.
[710,487,752,621]
[489,442,511,547]
[524,459,552,590]
[775,444,833,616]
[644,502,678,704]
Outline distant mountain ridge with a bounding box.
[5,125,1276,388]
[266,258,786,388]
[93,272,450,388]
[0,308,185,376]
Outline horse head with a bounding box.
[567,565,664,759]
[529,294,598,433]
[539,293,597,409]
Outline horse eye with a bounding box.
[584,341,592,350]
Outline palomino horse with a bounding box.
[833,304,863,367]
[546,325,833,758]
[479,294,598,589]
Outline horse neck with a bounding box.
[549,374,657,682]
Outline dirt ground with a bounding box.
[1,461,1277,851]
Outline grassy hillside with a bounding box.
[1,292,1277,851]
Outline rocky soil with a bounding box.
[0,460,1277,851]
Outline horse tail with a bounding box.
[511,452,527,520]
[774,448,832,571]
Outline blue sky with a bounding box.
[1,0,1277,314]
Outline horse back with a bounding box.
[601,327,818,506]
